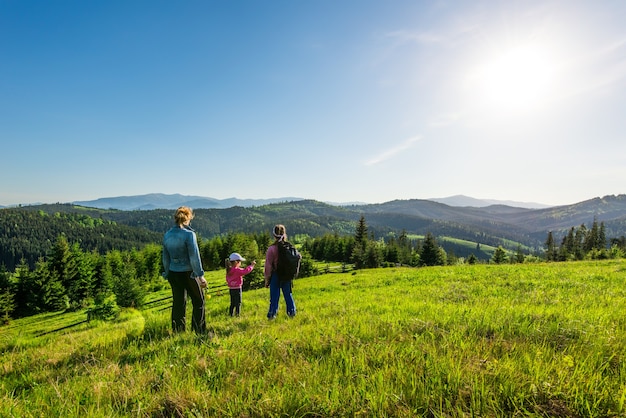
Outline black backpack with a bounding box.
[275,240,302,283]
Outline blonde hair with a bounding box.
[273,224,287,242]
[174,206,194,226]
[225,258,240,273]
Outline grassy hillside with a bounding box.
[2,261,626,416]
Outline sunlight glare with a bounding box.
[469,44,558,114]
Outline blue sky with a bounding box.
[2,0,625,207]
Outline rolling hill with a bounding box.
[5,194,625,265]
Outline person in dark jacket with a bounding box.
[162,206,207,334]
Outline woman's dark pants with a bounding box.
[168,271,206,334]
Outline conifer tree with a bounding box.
[515,245,525,263]
[66,243,96,309]
[354,215,368,247]
[13,260,31,317]
[574,226,586,260]
[419,233,445,266]
[585,218,600,252]
[364,240,383,268]
[560,227,576,261]
[544,231,557,261]
[599,222,607,250]
[50,235,71,291]
[21,258,68,314]
[352,215,369,268]
[492,246,507,264]
[0,267,15,321]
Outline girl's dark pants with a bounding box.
[167,270,206,334]
[229,288,242,316]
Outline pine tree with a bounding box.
[13,260,31,316]
[545,231,557,261]
[50,235,71,290]
[0,266,15,322]
[492,246,507,264]
[364,240,383,268]
[66,243,96,309]
[354,215,368,247]
[515,245,525,263]
[559,227,576,261]
[574,225,586,260]
[585,218,600,252]
[419,233,444,266]
[20,258,68,314]
[352,216,369,268]
[599,222,607,250]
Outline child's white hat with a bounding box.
[229,252,245,261]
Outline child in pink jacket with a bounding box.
[225,252,256,317]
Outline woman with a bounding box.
[162,206,207,334]
[264,224,297,319]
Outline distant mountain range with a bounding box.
[429,195,551,209]
[71,193,306,211]
[54,193,552,211]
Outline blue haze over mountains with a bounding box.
[72,194,305,211]
[67,193,551,211]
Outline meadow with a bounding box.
[1,260,625,417]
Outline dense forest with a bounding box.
[4,196,626,272]
[0,208,161,271]
[1,200,625,322]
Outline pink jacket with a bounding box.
[226,265,254,289]
[264,244,278,281]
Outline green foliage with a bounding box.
[297,249,318,278]
[303,233,355,264]
[8,198,626,273]
[86,293,120,321]
[2,205,624,324]
[17,258,68,315]
[107,251,146,308]
[0,207,161,271]
[0,267,15,322]
[419,232,446,266]
[491,246,508,264]
[547,220,614,262]
[1,261,626,416]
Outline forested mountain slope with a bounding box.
[352,195,626,241]
[4,194,625,271]
[0,208,161,270]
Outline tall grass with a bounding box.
[1,260,625,417]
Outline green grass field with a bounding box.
[2,260,626,417]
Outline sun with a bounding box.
[468,43,558,114]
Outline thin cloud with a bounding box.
[385,29,445,45]
[551,37,626,103]
[582,37,626,90]
[429,112,462,128]
[364,136,421,166]
[384,23,478,49]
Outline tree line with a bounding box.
[0,215,447,322]
[544,218,626,261]
[0,230,319,322]
[0,208,162,271]
[2,212,625,323]
[302,216,446,268]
